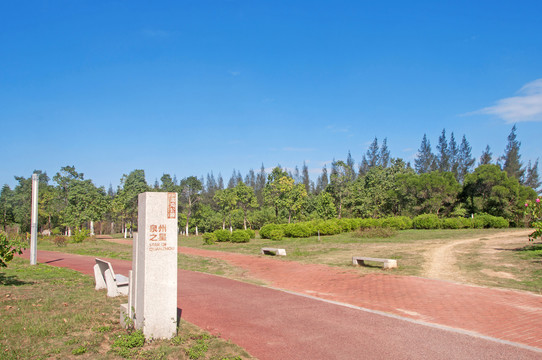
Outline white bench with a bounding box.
[261,247,287,256]
[94,258,129,297]
[352,256,397,269]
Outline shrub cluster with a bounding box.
[202,229,255,245]
[259,214,509,239]
[413,214,509,229]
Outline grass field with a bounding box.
[37,228,542,293]
[0,258,253,360]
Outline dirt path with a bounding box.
[422,229,532,282]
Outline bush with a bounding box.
[202,232,216,245]
[474,214,509,228]
[213,229,231,242]
[245,229,256,239]
[413,214,441,229]
[53,236,67,247]
[269,229,284,241]
[491,216,509,228]
[260,224,282,239]
[441,218,465,229]
[231,230,251,243]
[314,220,341,235]
[357,218,382,229]
[382,216,412,230]
[0,232,25,267]
[71,229,90,243]
[283,223,313,238]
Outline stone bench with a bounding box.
[94,258,129,297]
[261,247,287,256]
[352,256,397,269]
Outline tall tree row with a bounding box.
[1,126,539,236]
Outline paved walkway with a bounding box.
[18,250,542,359]
[180,247,542,350]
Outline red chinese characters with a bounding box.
[167,193,177,219]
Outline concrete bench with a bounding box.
[94,258,129,297]
[261,247,287,256]
[352,256,397,269]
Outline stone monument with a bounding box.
[123,192,178,339]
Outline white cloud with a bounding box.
[229,71,241,77]
[471,79,542,123]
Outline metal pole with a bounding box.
[30,173,39,265]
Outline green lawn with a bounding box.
[0,258,253,359]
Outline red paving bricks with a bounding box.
[16,247,542,359]
[180,247,542,349]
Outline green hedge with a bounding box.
[259,214,509,239]
[231,230,251,243]
[213,229,231,242]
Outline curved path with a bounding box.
[422,229,532,280]
[18,249,542,359]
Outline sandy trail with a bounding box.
[422,229,532,282]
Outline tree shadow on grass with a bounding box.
[0,272,30,286]
[494,242,542,252]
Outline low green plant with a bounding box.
[214,229,232,242]
[525,197,542,241]
[71,229,90,243]
[71,344,87,355]
[202,232,217,245]
[413,214,441,229]
[186,338,209,359]
[112,330,145,357]
[0,232,25,267]
[259,224,281,239]
[382,216,413,230]
[231,230,251,243]
[94,325,112,333]
[269,229,284,241]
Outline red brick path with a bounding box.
[180,247,542,349]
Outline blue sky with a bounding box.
[1,0,541,189]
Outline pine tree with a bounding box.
[107,183,115,197]
[255,164,266,205]
[449,133,459,177]
[245,169,256,188]
[457,135,475,183]
[301,162,311,194]
[524,159,541,192]
[436,129,450,172]
[217,173,224,190]
[358,155,369,176]
[330,158,338,177]
[379,138,390,168]
[415,134,435,174]
[346,151,356,180]
[316,165,329,193]
[227,169,238,188]
[366,137,380,168]
[502,125,524,181]
[479,145,492,165]
[293,166,301,184]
